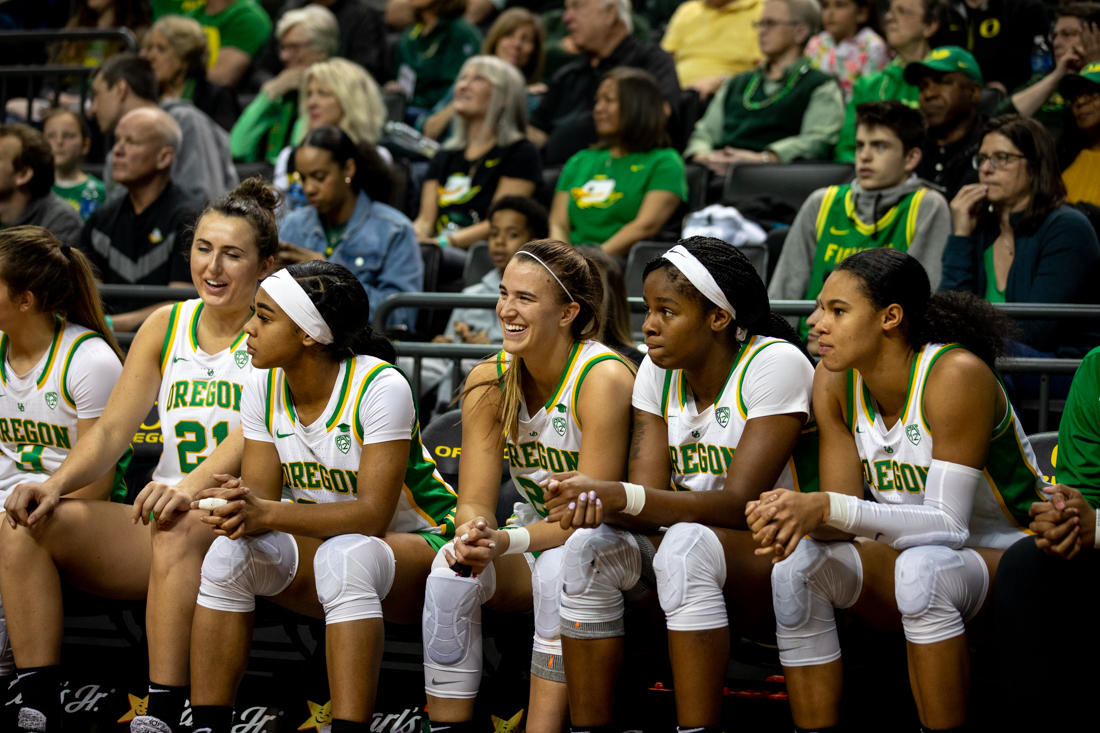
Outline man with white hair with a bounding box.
[77,108,200,332]
[685,0,845,176]
[528,0,681,165]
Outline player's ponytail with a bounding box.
[642,236,812,361]
[0,226,124,362]
[835,248,1015,365]
[286,260,397,364]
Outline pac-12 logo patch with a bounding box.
[906,424,921,446]
[335,423,351,453]
[234,350,248,368]
[715,407,730,428]
[45,392,58,410]
[553,417,567,436]
[17,402,24,412]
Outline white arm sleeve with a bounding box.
[240,370,274,443]
[357,368,416,446]
[826,459,980,550]
[631,356,665,417]
[66,338,123,419]
[740,343,814,421]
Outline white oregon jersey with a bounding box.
[634,335,818,494]
[0,319,125,500]
[849,342,1044,549]
[241,356,457,543]
[496,340,631,523]
[155,300,252,484]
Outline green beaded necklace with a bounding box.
[742,59,811,111]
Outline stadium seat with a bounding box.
[740,242,768,283]
[383,89,407,124]
[539,166,562,210]
[625,241,673,332]
[764,227,788,283]
[420,243,442,293]
[671,89,701,153]
[685,162,709,214]
[235,161,275,182]
[463,240,495,289]
[1027,431,1058,484]
[723,162,855,212]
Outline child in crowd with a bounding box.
[806,0,889,102]
[42,109,107,222]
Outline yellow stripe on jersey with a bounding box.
[229,330,249,352]
[844,188,902,236]
[900,344,925,425]
[815,186,839,240]
[546,342,582,410]
[282,375,298,425]
[496,349,507,379]
[326,359,354,432]
[917,343,965,433]
[353,362,396,444]
[60,332,105,408]
[660,369,673,422]
[845,370,856,434]
[187,302,205,353]
[736,337,783,419]
[160,302,183,374]
[906,189,927,243]
[264,369,278,435]
[0,333,8,385]
[35,318,64,389]
[569,352,629,429]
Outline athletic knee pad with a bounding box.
[559,525,644,640]
[0,591,12,677]
[422,544,497,700]
[654,523,728,632]
[895,546,988,645]
[314,535,396,625]
[529,546,566,682]
[197,532,299,614]
[773,539,862,668]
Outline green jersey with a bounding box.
[556,147,687,246]
[52,176,106,222]
[392,16,482,110]
[188,0,272,66]
[1057,346,1100,508]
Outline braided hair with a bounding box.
[284,260,396,364]
[642,236,811,360]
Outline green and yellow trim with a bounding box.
[325,359,354,432]
[34,317,64,389]
[159,302,184,374]
[353,362,396,443]
[917,343,965,432]
[545,342,581,411]
[282,376,298,425]
[737,337,783,419]
[845,370,856,433]
[61,332,105,408]
[660,370,674,422]
[570,352,629,428]
[844,189,902,236]
[815,186,841,240]
[263,369,278,435]
[905,189,927,244]
[187,302,205,352]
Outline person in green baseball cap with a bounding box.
[1058,60,1100,205]
[906,46,984,201]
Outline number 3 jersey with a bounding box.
[241,355,457,549]
[848,343,1045,549]
[0,319,124,501]
[155,299,252,484]
[497,340,631,525]
[633,335,819,494]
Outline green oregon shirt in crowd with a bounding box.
[186,0,272,67]
[1056,345,1100,507]
[393,15,482,111]
[834,57,920,162]
[53,176,107,223]
[556,147,687,246]
[230,93,298,163]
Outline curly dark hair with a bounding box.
[286,260,397,363]
[835,248,1016,364]
[642,236,811,360]
[296,125,393,206]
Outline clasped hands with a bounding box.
[1028,484,1095,560]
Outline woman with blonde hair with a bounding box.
[421,8,547,140]
[413,56,541,278]
[141,14,240,131]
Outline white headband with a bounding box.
[261,269,334,345]
[662,245,749,342]
[516,251,574,301]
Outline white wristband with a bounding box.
[502,527,531,555]
[622,482,646,516]
[1094,508,1100,550]
[824,492,853,530]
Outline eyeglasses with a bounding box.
[752,19,799,29]
[972,152,1027,170]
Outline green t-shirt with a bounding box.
[152,0,205,19]
[556,147,687,246]
[189,0,272,65]
[392,16,482,110]
[1057,345,1100,508]
[324,221,348,258]
[983,246,1006,303]
[52,175,107,222]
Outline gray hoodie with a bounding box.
[13,192,83,248]
[768,175,952,306]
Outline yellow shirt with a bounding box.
[661,0,763,86]
[1063,148,1100,206]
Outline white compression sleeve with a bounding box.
[825,459,981,550]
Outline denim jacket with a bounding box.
[279,191,423,331]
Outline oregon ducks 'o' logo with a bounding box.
[980,18,1000,38]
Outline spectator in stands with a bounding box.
[942,115,1100,358]
[186,0,273,89]
[685,0,844,175]
[769,101,951,338]
[421,8,546,141]
[659,0,764,101]
[386,0,483,115]
[550,67,686,257]
[91,54,239,204]
[414,56,541,266]
[834,0,945,161]
[906,46,984,202]
[423,195,549,406]
[141,15,240,132]
[587,247,644,365]
[277,126,423,332]
[528,0,681,166]
[0,124,83,248]
[993,4,1100,140]
[273,58,389,205]
[78,107,200,332]
[934,0,1048,94]
[1056,63,1100,206]
[231,5,337,164]
[254,0,387,86]
[806,0,890,102]
[42,109,106,223]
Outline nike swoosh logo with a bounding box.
[276,430,294,438]
[855,426,863,433]
[829,226,849,235]
[431,678,460,685]
[16,671,37,680]
[148,689,170,694]
[173,357,189,363]
[874,532,885,541]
